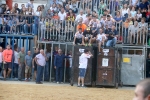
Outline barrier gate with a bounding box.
[0,34,35,79]
[38,41,73,83]
[116,46,146,86]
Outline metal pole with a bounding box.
[63,44,67,83]
[50,43,53,82]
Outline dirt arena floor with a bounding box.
[0,81,134,100]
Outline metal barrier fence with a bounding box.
[115,21,149,45]
[38,18,75,42]
[0,14,39,35]
[0,14,149,45]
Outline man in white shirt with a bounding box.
[75,10,86,22]
[13,47,19,79]
[58,8,66,21]
[35,49,46,84]
[78,49,93,87]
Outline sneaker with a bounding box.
[60,82,64,84]
[57,82,59,84]
[85,43,88,46]
[82,85,86,88]
[77,85,80,87]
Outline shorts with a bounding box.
[79,68,86,78]
[4,62,12,70]
[75,38,82,44]
[25,66,31,74]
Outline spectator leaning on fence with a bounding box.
[2,45,13,80]
[54,49,70,84]
[97,28,107,54]
[78,49,92,87]
[73,28,83,45]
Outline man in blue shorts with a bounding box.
[77,49,93,87]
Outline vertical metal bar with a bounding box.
[64,44,67,83]
[50,43,53,82]
[43,43,46,82]
[11,36,15,79]
[55,20,57,41]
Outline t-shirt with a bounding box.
[97,33,106,41]
[25,55,32,67]
[18,52,25,63]
[36,53,46,66]
[83,30,92,37]
[3,49,13,62]
[58,12,66,21]
[14,51,19,64]
[79,53,91,69]
[77,24,87,32]
[139,2,149,10]
[75,32,83,39]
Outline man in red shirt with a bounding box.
[2,45,13,80]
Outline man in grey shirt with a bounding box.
[25,51,32,81]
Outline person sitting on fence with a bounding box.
[78,49,93,87]
[24,15,34,35]
[97,28,107,54]
[5,16,12,34]
[73,28,83,45]
[106,25,118,47]
[82,27,92,46]
[17,16,25,34]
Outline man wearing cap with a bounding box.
[82,27,92,46]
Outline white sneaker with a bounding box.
[57,82,59,84]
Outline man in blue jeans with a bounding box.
[78,49,92,87]
[106,25,118,47]
[35,49,46,84]
[54,49,70,84]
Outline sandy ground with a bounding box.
[0,81,134,100]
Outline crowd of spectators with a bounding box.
[0,0,149,49]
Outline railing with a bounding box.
[0,14,149,46]
[0,14,39,35]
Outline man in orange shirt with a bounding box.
[2,45,13,80]
[77,20,87,32]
